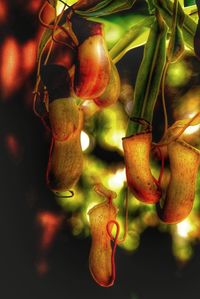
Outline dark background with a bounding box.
[1,1,200,299]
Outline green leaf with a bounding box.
[154,0,197,53]
[75,0,136,17]
[109,16,154,63]
[145,0,155,14]
[167,0,185,63]
[168,25,185,62]
[179,0,185,6]
[184,0,196,6]
[127,12,168,136]
[178,0,196,8]
[183,5,198,23]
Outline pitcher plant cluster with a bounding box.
[33,0,200,287]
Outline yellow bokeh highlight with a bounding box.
[99,104,127,153]
[81,131,90,152]
[167,60,192,87]
[107,168,126,191]
[176,219,193,239]
[184,124,200,135]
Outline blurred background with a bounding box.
[0,0,200,298]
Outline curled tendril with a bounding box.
[104,220,120,287]
[33,3,66,118]
[39,1,74,48]
[32,91,51,131]
[106,188,129,244]
[54,190,74,198]
[33,0,78,122]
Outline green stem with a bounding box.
[161,61,169,136]
[126,11,168,136]
[161,0,179,136]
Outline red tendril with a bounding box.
[104,220,120,287]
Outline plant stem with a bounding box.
[126,11,168,136]
[161,61,169,136]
